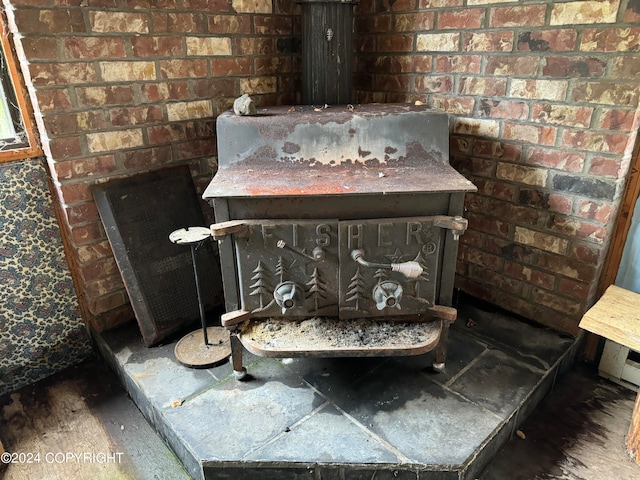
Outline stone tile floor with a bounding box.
[93,297,580,480]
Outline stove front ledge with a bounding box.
[236,316,443,358]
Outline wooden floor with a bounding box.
[1,359,639,480]
[482,365,640,480]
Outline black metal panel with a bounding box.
[92,166,223,346]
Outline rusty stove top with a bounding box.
[204,104,476,199]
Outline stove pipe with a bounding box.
[299,0,358,105]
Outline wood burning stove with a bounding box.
[204,103,476,379]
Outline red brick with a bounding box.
[382,55,432,73]
[463,31,513,52]
[185,0,229,11]
[504,261,555,290]
[148,124,185,145]
[459,77,507,97]
[548,194,573,215]
[503,122,557,146]
[395,12,433,32]
[472,140,521,161]
[76,86,135,107]
[531,288,581,316]
[53,156,117,181]
[193,78,237,98]
[79,257,118,282]
[131,36,184,57]
[124,0,176,7]
[49,136,83,159]
[472,179,515,201]
[570,243,605,265]
[532,104,593,128]
[598,109,637,132]
[140,82,190,102]
[89,291,128,315]
[561,129,631,155]
[546,214,607,244]
[577,200,613,223]
[516,29,577,52]
[65,201,100,225]
[152,13,203,33]
[418,0,461,7]
[237,37,275,55]
[470,268,523,296]
[20,37,58,60]
[378,35,413,52]
[486,56,539,76]
[451,155,495,177]
[462,246,503,271]
[480,99,528,120]
[414,75,452,93]
[254,57,291,75]
[63,37,126,59]
[490,5,546,28]
[467,212,510,238]
[159,59,207,79]
[121,146,173,169]
[14,8,86,34]
[438,8,484,29]
[30,62,97,87]
[572,81,639,107]
[543,56,605,77]
[35,89,73,112]
[624,2,640,22]
[610,56,640,80]
[386,0,415,11]
[83,275,124,300]
[581,27,640,52]
[356,14,392,33]
[436,55,481,74]
[588,156,623,178]
[173,138,217,160]
[254,15,292,35]
[208,14,251,34]
[68,222,104,246]
[43,113,79,136]
[110,106,164,126]
[58,182,92,204]
[373,75,411,92]
[558,278,591,301]
[432,96,475,115]
[524,146,585,172]
[355,35,376,54]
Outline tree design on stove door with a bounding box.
[345,267,366,311]
[249,260,274,312]
[306,267,328,313]
[275,255,288,282]
[412,247,432,302]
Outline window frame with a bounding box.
[0,14,42,163]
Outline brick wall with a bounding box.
[4,0,639,335]
[354,0,640,334]
[3,0,301,331]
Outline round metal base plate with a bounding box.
[174,327,231,368]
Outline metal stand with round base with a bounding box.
[169,227,231,369]
[174,326,231,368]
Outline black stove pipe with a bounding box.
[299,0,358,105]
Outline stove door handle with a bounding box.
[350,249,423,279]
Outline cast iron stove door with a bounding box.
[338,217,440,319]
[234,216,444,319]
[235,220,340,317]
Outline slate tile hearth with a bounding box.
[93,298,579,480]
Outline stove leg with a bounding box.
[433,320,451,373]
[230,332,247,380]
